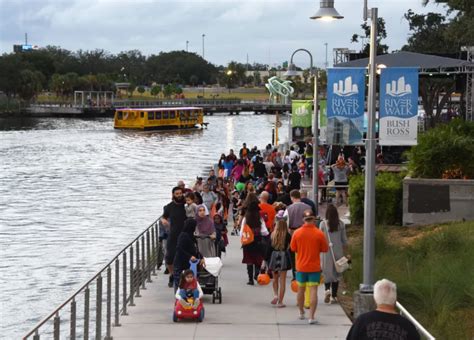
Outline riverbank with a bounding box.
[341,221,474,339]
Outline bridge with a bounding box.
[25,99,291,117]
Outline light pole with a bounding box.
[186,40,189,52]
[312,0,378,297]
[202,34,206,59]
[284,49,319,214]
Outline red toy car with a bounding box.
[173,297,205,322]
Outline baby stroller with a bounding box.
[195,236,223,304]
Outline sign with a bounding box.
[326,68,366,145]
[291,100,313,141]
[379,68,418,145]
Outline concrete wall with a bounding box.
[403,177,474,225]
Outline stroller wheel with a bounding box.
[218,287,222,304]
[212,291,217,304]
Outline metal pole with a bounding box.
[96,275,102,340]
[84,286,89,340]
[53,313,60,340]
[312,70,319,215]
[275,112,279,145]
[70,299,76,340]
[361,6,378,293]
[202,34,205,59]
[105,267,112,340]
[115,259,121,326]
[141,236,146,289]
[123,252,128,314]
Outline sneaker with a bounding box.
[168,276,173,288]
[331,296,338,304]
[164,268,169,274]
[271,297,278,305]
[298,312,305,320]
[324,290,331,304]
[247,280,254,286]
[276,303,286,308]
[308,319,319,325]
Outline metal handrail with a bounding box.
[23,218,162,340]
[396,302,435,340]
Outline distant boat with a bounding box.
[114,107,206,130]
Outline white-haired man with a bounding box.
[347,279,420,340]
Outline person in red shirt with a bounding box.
[259,191,276,232]
[290,210,329,324]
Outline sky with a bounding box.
[0,0,448,68]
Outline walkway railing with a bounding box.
[396,302,435,340]
[23,219,162,340]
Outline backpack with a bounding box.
[240,224,254,246]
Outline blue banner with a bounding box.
[326,68,366,145]
[379,67,418,145]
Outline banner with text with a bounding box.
[379,68,418,145]
[327,68,365,145]
[291,100,312,141]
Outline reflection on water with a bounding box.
[0,113,288,339]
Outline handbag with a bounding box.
[323,221,349,274]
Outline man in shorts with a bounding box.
[290,210,329,324]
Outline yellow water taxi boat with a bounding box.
[114,107,204,130]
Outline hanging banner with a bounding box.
[291,100,312,141]
[326,68,366,145]
[379,68,419,145]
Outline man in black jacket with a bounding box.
[161,186,187,287]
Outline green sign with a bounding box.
[291,100,312,128]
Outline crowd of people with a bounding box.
[158,142,420,338]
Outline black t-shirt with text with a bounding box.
[347,310,420,340]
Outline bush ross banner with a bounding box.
[379,67,419,145]
[326,68,366,145]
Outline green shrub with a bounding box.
[346,221,474,339]
[406,119,474,179]
[349,172,403,225]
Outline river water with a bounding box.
[0,113,288,339]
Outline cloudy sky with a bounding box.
[0,0,446,68]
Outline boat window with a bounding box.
[156,112,162,119]
[163,111,169,119]
[148,112,155,120]
[140,112,144,118]
[170,112,176,119]
[117,111,123,120]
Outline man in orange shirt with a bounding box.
[290,210,329,324]
[259,191,276,232]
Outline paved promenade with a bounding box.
[111,232,352,339]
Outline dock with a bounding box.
[111,233,352,340]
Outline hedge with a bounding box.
[348,172,403,225]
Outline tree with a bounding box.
[127,83,136,97]
[137,86,145,94]
[351,17,389,55]
[150,85,161,98]
[253,71,262,86]
[18,70,43,101]
[420,77,456,128]
[163,84,174,98]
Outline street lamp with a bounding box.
[310,0,344,20]
[284,49,320,215]
[202,34,206,59]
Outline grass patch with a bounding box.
[344,221,474,339]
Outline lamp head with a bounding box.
[284,63,298,77]
[310,0,343,20]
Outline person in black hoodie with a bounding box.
[173,219,199,291]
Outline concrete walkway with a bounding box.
[111,234,352,340]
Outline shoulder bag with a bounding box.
[323,221,349,274]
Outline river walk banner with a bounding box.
[291,100,312,141]
[379,68,419,145]
[326,68,365,145]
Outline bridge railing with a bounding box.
[22,219,162,340]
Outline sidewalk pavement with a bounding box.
[111,233,352,340]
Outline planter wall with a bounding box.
[403,177,474,225]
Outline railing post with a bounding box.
[151,227,157,276]
[146,231,152,282]
[53,313,60,340]
[129,246,136,305]
[96,275,102,340]
[33,331,40,340]
[141,236,146,289]
[115,259,121,326]
[105,267,112,340]
[123,252,128,314]
[84,286,89,340]
[70,298,76,340]
[155,222,161,270]
[135,241,141,297]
